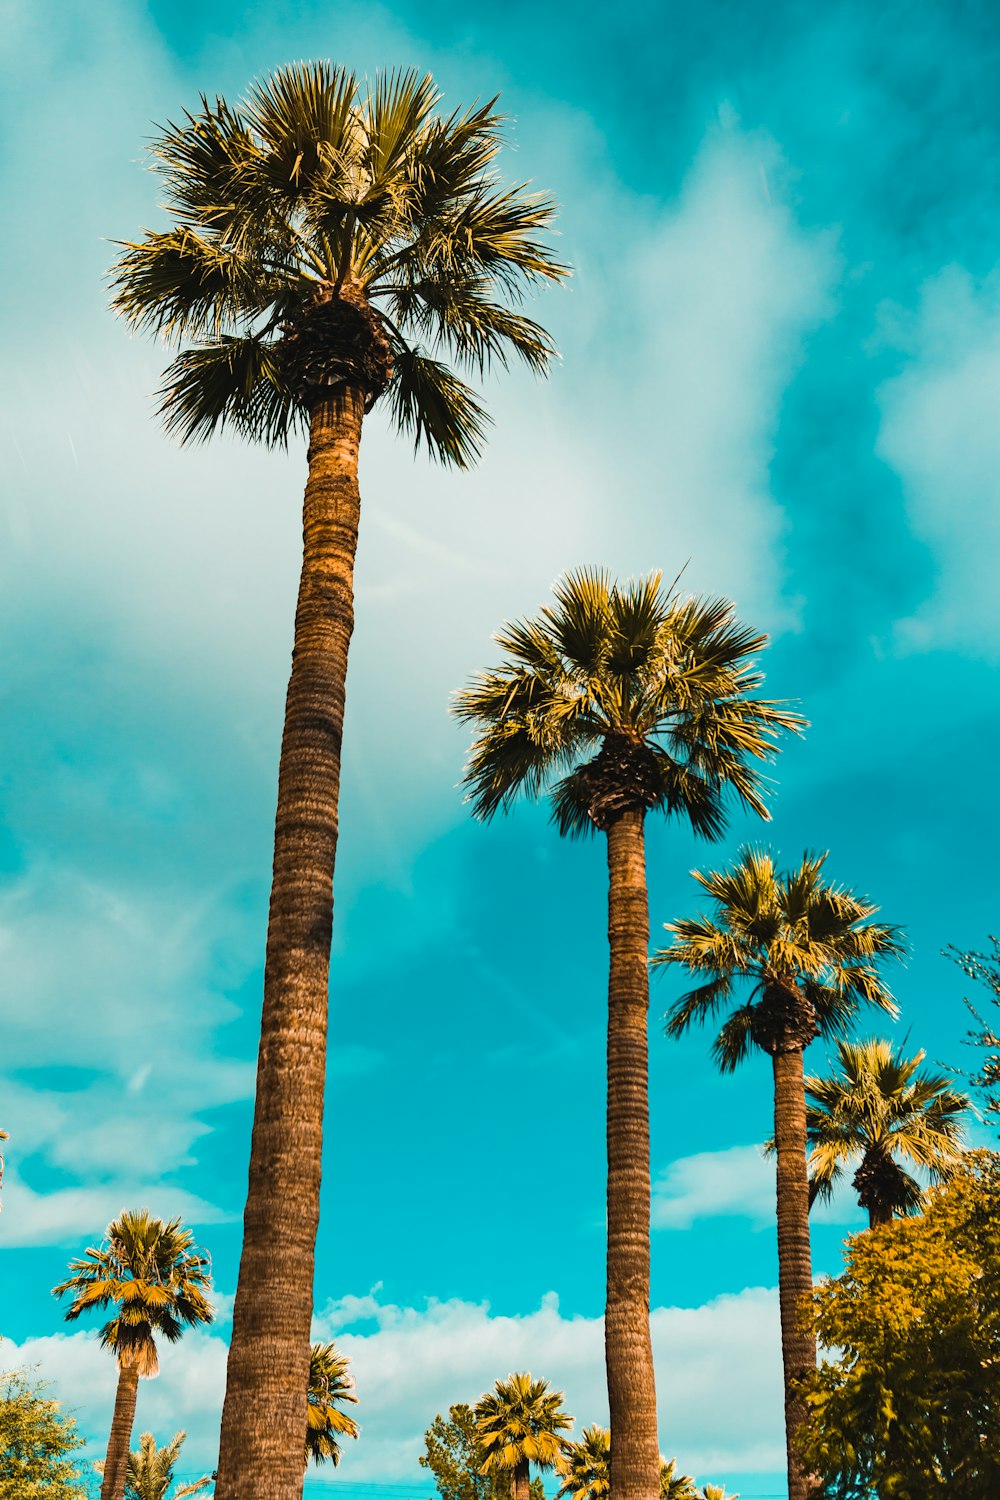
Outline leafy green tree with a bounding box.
[801,1152,1000,1498]
[111,64,565,1500]
[655,849,902,1500]
[305,1341,358,1467]
[456,571,801,1500]
[801,1037,968,1227]
[53,1210,214,1500]
[420,1403,542,1500]
[0,1369,87,1499]
[948,938,1000,1123]
[98,1431,211,1500]
[474,1373,572,1500]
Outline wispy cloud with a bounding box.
[1,1285,784,1483]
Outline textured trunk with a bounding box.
[868,1202,892,1229]
[214,389,365,1500]
[100,1362,139,1500]
[605,811,660,1500]
[513,1460,530,1500]
[772,1046,819,1500]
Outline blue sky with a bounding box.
[2,0,1000,1494]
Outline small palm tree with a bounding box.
[306,1340,359,1466]
[556,1426,610,1500]
[654,849,902,1500]
[456,570,802,1500]
[555,1431,699,1500]
[802,1037,968,1227]
[98,1431,212,1500]
[475,1373,572,1500]
[658,1458,698,1499]
[111,64,565,1500]
[53,1211,214,1500]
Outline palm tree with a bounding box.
[98,1431,212,1500]
[455,571,802,1500]
[111,63,566,1500]
[305,1340,359,1466]
[475,1373,572,1500]
[802,1037,968,1227]
[555,1430,699,1500]
[654,849,903,1500]
[659,1459,698,1499]
[556,1426,610,1500]
[53,1211,214,1500]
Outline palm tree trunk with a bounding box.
[513,1460,530,1500]
[214,387,366,1500]
[772,1045,818,1500]
[100,1361,139,1500]
[604,810,660,1500]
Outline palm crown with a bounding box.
[802,1037,968,1220]
[111,62,566,464]
[554,1430,703,1500]
[455,569,804,837]
[53,1210,214,1375]
[306,1341,359,1466]
[475,1373,572,1478]
[556,1426,611,1500]
[102,1431,211,1500]
[656,849,904,1067]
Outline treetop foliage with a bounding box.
[801,1151,1000,1498]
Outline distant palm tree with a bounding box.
[97,1431,212,1500]
[475,1373,572,1500]
[555,1429,700,1500]
[802,1037,968,1227]
[111,62,565,1500]
[556,1426,610,1500]
[53,1211,214,1500]
[456,571,802,1500]
[306,1341,359,1466]
[658,1458,698,1499]
[655,849,902,1500]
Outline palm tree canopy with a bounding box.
[306,1340,359,1466]
[111,62,567,465]
[656,849,904,1070]
[454,569,804,838]
[99,1431,212,1500]
[802,1036,969,1212]
[555,1426,610,1500]
[474,1373,572,1475]
[52,1210,214,1376]
[554,1431,700,1500]
[658,1457,699,1499]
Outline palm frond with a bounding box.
[159,336,302,446]
[386,343,489,466]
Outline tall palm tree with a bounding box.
[802,1037,968,1227]
[654,850,903,1500]
[111,63,566,1500]
[455,571,802,1500]
[305,1340,359,1466]
[474,1373,571,1500]
[53,1211,214,1500]
[555,1429,700,1500]
[98,1431,212,1500]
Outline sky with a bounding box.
[2,0,1000,1494]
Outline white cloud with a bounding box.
[653,1143,864,1230]
[877,265,1000,656]
[1,1286,784,1484]
[653,1144,776,1229]
[0,1168,228,1249]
